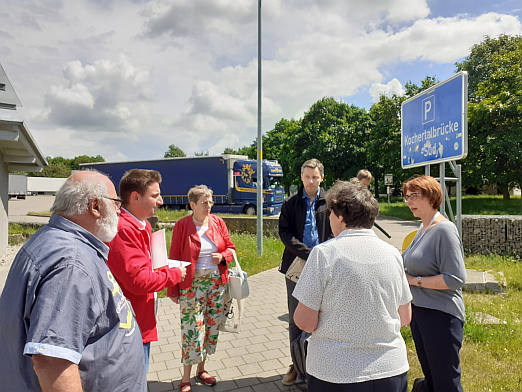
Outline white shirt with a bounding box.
[293,229,412,384]
[195,225,218,271]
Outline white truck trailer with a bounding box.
[8,174,28,199]
[26,177,66,195]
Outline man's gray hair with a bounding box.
[301,158,324,176]
[51,175,108,217]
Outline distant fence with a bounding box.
[462,215,521,258]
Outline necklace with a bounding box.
[192,215,208,226]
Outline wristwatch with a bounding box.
[416,276,423,286]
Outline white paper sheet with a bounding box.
[151,229,190,270]
[168,260,191,268]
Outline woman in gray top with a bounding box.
[402,175,466,392]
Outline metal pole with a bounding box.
[456,163,462,237]
[439,162,446,217]
[256,0,263,255]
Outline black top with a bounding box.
[278,187,333,274]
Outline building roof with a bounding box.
[0,63,47,172]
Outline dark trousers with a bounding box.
[307,372,407,392]
[410,304,464,392]
[285,278,303,373]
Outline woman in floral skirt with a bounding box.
[167,185,236,392]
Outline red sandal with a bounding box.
[196,370,217,386]
[178,381,191,392]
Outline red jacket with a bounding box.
[167,214,235,297]
[108,209,182,343]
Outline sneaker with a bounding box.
[282,364,297,386]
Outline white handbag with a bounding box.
[227,249,249,300]
[219,287,242,334]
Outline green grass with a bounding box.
[154,208,262,222]
[155,208,189,222]
[8,223,40,235]
[402,254,522,391]
[27,211,52,217]
[378,195,521,220]
[164,230,284,277]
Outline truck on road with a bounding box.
[80,155,285,215]
[8,174,27,199]
[27,177,66,195]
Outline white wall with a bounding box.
[0,153,8,256]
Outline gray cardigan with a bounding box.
[402,221,466,321]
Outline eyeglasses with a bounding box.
[403,192,421,202]
[199,200,214,206]
[103,196,123,208]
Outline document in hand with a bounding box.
[151,229,191,270]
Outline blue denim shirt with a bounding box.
[302,188,320,249]
[0,214,147,392]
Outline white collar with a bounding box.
[122,207,146,229]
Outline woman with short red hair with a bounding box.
[402,175,466,392]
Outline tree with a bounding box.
[404,76,438,97]
[456,34,522,199]
[71,155,104,170]
[367,94,404,196]
[27,155,106,177]
[164,144,186,158]
[295,97,371,187]
[222,146,256,158]
[367,77,437,195]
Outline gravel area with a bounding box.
[0,244,22,268]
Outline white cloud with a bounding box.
[387,13,522,63]
[44,56,151,130]
[386,0,430,23]
[369,78,405,102]
[0,0,520,161]
[142,0,257,39]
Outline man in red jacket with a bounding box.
[108,169,186,373]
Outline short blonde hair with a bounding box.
[356,169,372,183]
[187,185,213,204]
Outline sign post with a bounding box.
[401,72,468,236]
[384,174,393,203]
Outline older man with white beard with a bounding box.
[0,171,147,392]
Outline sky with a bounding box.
[1,0,521,162]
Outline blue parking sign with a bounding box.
[401,72,468,168]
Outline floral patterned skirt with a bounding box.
[179,271,226,365]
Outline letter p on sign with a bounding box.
[422,95,435,124]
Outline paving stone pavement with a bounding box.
[147,268,307,392]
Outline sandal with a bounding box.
[196,370,217,386]
[179,381,191,392]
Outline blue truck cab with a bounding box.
[228,159,285,215]
[79,155,284,216]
